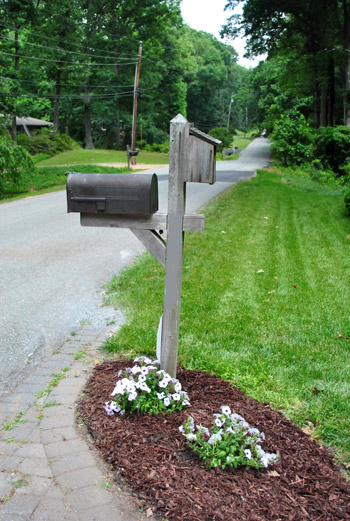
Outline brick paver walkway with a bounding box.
[0,326,154,521]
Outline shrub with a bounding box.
[17,128,80,157]
[208,127,233,152]
[345,187,350,214]
[314,126,350,174]
[0,137,35,197]
[270,113,314,166]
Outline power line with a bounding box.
[0,91,134,100]
[0,50,138,67]
[0,34,139,62]
[0,20,139,59]
[0,75,134,89]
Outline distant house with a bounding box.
[0,113,53,136]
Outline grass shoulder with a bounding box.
[36,148,169,167]
[102,167,350,467]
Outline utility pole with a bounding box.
[131,42,142,154]
[227,96,234,131]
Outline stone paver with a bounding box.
[0,325,151,521]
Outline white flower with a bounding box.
[164,397,171,407]
[131,366,141,374]
[221,405,231,416]
[248,427,260,436]
[230,413,244,422]
[239,420,250,429]
[128,392,137,401]
[260,454,269,468]
[141,367,149,375]
[179,425,185,433]
[187,417,195,431]
[157,392,165,400]
[140,382,151,393]
[186,433,196,441]
[158,379,168,388]
[182,399,191,406]
[244,449,252,460]
[226,426,238,435]
[172,393,181,401]
[215,418,223,428]
[196,425,210,437]
[175,382,182,392]
[138,374,146,383]
[208,432,222,445]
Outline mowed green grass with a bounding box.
[104,170,350,465]
[36,148,169,167]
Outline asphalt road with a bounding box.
[0,138,271,395]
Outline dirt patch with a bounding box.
[78,360,350,521]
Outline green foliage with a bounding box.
[208,127,232,151]
[17,129,79,157]
[180,407,278,470]
[143,141,169,153]
[314,126,350,174]
[0,137,35,198]
[104,357,190,416]
[270,113,314,165]
[344,187,350,214]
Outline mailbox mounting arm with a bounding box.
[80,212,204,232]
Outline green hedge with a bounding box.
[17,128,80,157]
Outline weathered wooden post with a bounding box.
[160,115,220,377]
[160,115,189,377]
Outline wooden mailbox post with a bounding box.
[69,114,220,378]
[160,114,220,377]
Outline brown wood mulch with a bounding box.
[78,360,350,521]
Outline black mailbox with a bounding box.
[66,172,158,215]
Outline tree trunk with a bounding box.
[53,68,61,133]
[84,85,94,149]
[11,27,20,144]
[327,53,335,126]
[320,86,328,127]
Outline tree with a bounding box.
[222,0,350,127]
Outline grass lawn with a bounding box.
[103,169,350,467]
[1,164,129,203]
[36,148,169,167]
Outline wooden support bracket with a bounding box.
[131,229,166,268]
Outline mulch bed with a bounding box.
[78,360,350,521]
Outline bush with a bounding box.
[143,141,169,153]
[17,128,80,157]
[0,137,35,198]
[208,127,233,152]
[270,113,314,166]
[345,187,350,214]
[314,126,350,174]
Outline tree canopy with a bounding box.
[0,0,252,148]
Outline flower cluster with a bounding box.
[179,405,279,470]
[104,357,190,416]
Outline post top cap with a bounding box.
[171,114,188,124]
